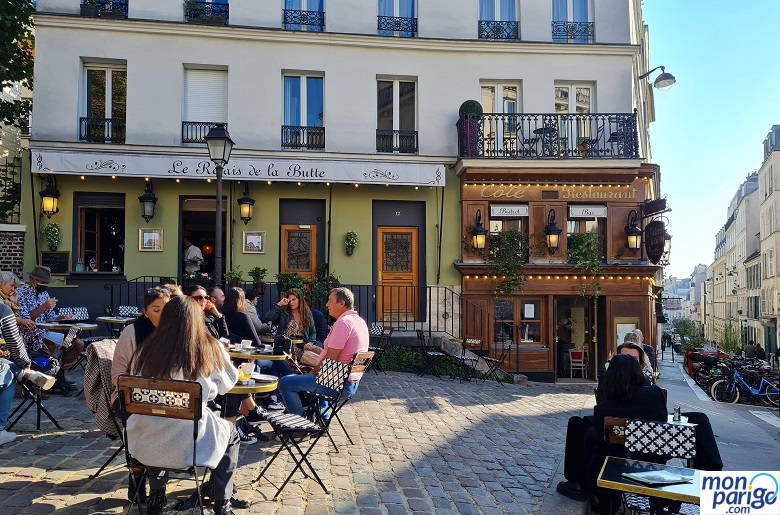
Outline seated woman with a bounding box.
[263,288,317,343]
[124,296,246,514]
[184,285,228,340]
[221,287,261,346]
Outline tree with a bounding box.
[0,1,35,127]
[718,323,741,355]
[671,318,697,344]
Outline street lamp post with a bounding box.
[204,125,235,285]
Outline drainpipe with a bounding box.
[30,166,39,264]
[436,181,444,284]
[327,183,333,275]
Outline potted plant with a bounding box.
[276,272,307,297]
[344,231,359,256]
[43,223,62,251]
[183,271,211,288]
[248,266,268,294]
[80,0,98,17]
[225,266,244,288]
[458,100,483,157]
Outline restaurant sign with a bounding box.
[31,148,445,187]
[569,205,607,218]
[490,204,528,217]
[644,219,666,264]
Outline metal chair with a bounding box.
[417,330,445,378]
[118,305,140,318]
[117,375,205,514]
[451,338,480,382]
[255,357,355,499]
[367,326,393,374]
[568,348,589,378]
[482,341,511,385]
[6,378,63,431]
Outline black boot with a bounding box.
[127,471,147,504]
[229,496,250,509]
[213,499,234,514]
[147,488,167,515]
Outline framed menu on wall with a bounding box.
[39,251,70,275]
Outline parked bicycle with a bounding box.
[710,359,779,407]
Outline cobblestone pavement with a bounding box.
[0,371,595,514]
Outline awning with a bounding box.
[31,147,445,187]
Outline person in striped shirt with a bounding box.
[1,271,57,446]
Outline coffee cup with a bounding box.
[240,339,252,350]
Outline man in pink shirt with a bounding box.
[278,287,369,416]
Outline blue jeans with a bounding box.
[0,359,22,430]
[278,373,359,419]
[255,360,292,377]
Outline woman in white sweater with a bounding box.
[125,295,242,515]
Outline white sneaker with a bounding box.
[26,370,57,390]
[267,401,285,411]
[0,430,17,446]
[236,424,257,445]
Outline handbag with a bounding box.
[273,335,292,355]
[300,350,321,367]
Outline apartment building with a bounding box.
[759,125,780,354]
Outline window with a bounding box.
[183,68,228,143]
[555,82,593,114]
[555,82,595,156]
[283,74,324,149]
[479,0,518,40]
[764,250,775,278]
[284,0,325,31]
[73,193,125,273]
[488,204,528,236]
[378,0,416,37]
[81,64,126,143]
[552,0,592,43]
[376,79,417,153]
[566,205,606,259]
[480,82,520,156]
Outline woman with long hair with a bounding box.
[221,287,260,346]
[124,296,244,515]
[263,288,317,343]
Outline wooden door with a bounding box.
[377,227,418,322]
[281,225,317,282]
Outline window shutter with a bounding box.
[184,69,228,122]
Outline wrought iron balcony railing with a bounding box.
[478,20,520,41]
[81,0,129,18]
[282,125,325,150]
[79,117,126,144]
[552,21,594,43]
[185,1,229,25]
[457,112,639,159]
[376,130,418,154]
[283,9,325,31]
[182,121,227,144]
[377,16,417,37]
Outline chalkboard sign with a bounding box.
[39,251,70,275]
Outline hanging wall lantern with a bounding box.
[471,209,488,250]
[625,209,642,250]
[544,209,562,254]
[138,181,158,223]
[39,175,60,218]
[237,182,255,224]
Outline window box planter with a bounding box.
[81,4,98,17]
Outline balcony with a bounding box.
[79,117,126,144]
[283,9,325,31]
[282,126,325,150]
[377,16,417,37]
[478,20,519,41]
[80,0,129,19]
[182,121,227,144]
[185,1,229,25]
[552,21,594,43]
[457,112,639,159]
[376,130,418,154]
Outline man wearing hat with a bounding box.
[16,266,84,374]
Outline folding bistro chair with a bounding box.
[451,338,480,382]
[117,375,206,514]
[481,341,511,385]
[255,357,359,499]
[7,375,63,431]
[568,348,589,378]
[118,305,141,318]
[367,326,393,374]
[417,330,445,378]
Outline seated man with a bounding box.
[633,328,656,370]
[278,287,369,416]
[16,266,84,371]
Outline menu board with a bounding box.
[39,251,70,275]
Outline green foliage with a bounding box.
[0,1,35,128]
[224,266,244,282]
[672,318,697,341]
[718,323,741,355]
[344,231,359,252]
[276,272,307,295]
[458,100,484,118]
[567,233,601,297]
[376,346,486,380]
[248,266,267,283]
[0,179,20,223]
[488,230,529,295]
[43,223,62,250]
[309,265,340,311]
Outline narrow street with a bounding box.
[655,350,780,471]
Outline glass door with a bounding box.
[481,84,519,157]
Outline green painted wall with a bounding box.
[21,160,461,287]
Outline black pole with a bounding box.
[436,182,444,284]
[215,164,223,285]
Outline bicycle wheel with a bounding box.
[711,379,740,403]
[760,381,779,408]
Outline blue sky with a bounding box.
[643,0,780,278]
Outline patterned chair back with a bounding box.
[369,323,384,337]
[625,419,696,459]
[603,416,627,446]
[72,307,90,321]
[465,338,482,348]
[118,305,140,318]
[58,307,73,317]
[117,375,202,422]
[315,358,351,392]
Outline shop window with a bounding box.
[488,204,529,235]
[566,204,606,259]
[519,300,541,343]
[493,298,543,345]
[73,193,125,272]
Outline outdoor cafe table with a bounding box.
[37,321,98,332]
[228,380,279,395]
[597,456,701,505]
[228,350,289,361]
[95,316,134,326]
[259,336,305,345]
